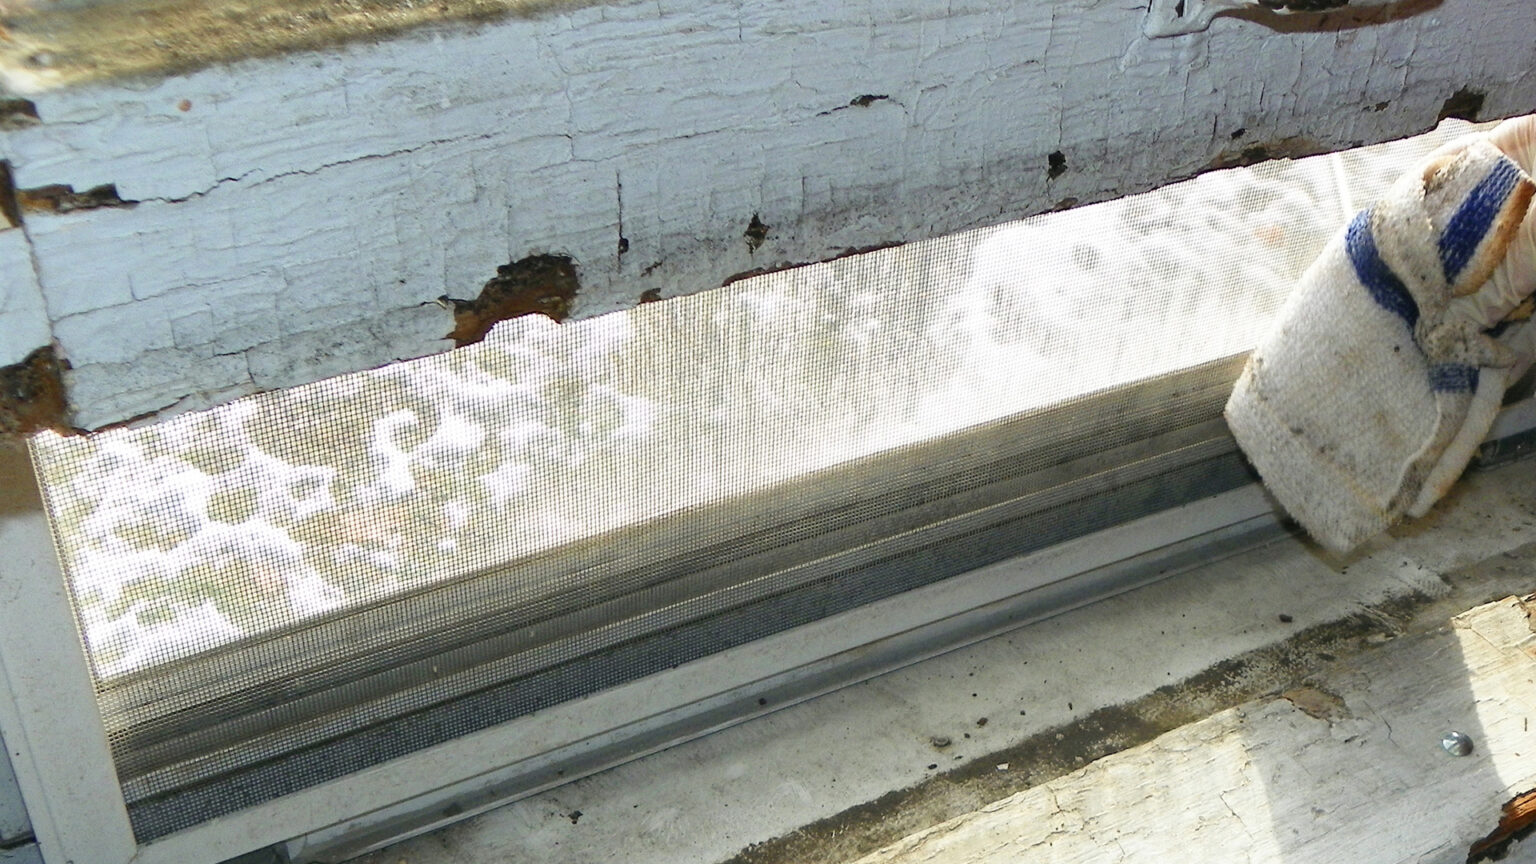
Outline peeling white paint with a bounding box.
[0,226,48,366]
[0,0,1533,427]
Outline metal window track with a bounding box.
[11,369,1536,864]
[116,356,1248,840]
[275,389,1536,864]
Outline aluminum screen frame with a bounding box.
[17,347,1250,839]
[0,432,1287,864]
[7,397,1536,864]
[104,356,1252,839]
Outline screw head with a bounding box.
[1441,731,1474,757]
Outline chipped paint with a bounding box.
[0,0,1532,428]
[444,254,578,346]
[0,347,72,436]
[1470,787,1536,862]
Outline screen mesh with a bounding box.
[27,119,1488,840]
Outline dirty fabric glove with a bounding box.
[1407,121,1536,516]
[1225,124,1536,554]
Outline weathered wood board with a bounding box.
[852,595,1536,864]
[1,0,1534,427]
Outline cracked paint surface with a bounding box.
[830,597,1536,864]
[0,0,1533,428]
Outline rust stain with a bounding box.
[0,346,74,437]
[444,254,578,347]
[1252,223,1286,248]
[1468,787,1536,863]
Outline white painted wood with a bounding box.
[851,595,1536,864]
[0,443,136,864]
[0,227,46,367]
[0,0,1532,426]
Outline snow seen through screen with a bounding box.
[29,124,1472,678]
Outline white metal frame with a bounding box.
[0,431,1281,864]
[0,445,136,864]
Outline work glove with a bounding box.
[1397,119,1536,516]
[1225,116,1536,553]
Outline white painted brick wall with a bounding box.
[0,0,1533,428]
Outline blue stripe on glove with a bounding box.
[1440,158,1526,284]
[1346,209,1418,328]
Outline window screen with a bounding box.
[26,120,1480,841]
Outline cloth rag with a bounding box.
[1225,133,1536,554]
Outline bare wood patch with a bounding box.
[1440,87,1487,123]
[15,182,133,215]
[0,347,73,437]
[1468,788,1536,863]
[443,254,579,347]
[0,0,598,90]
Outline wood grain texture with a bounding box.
[850,595,1536,864]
